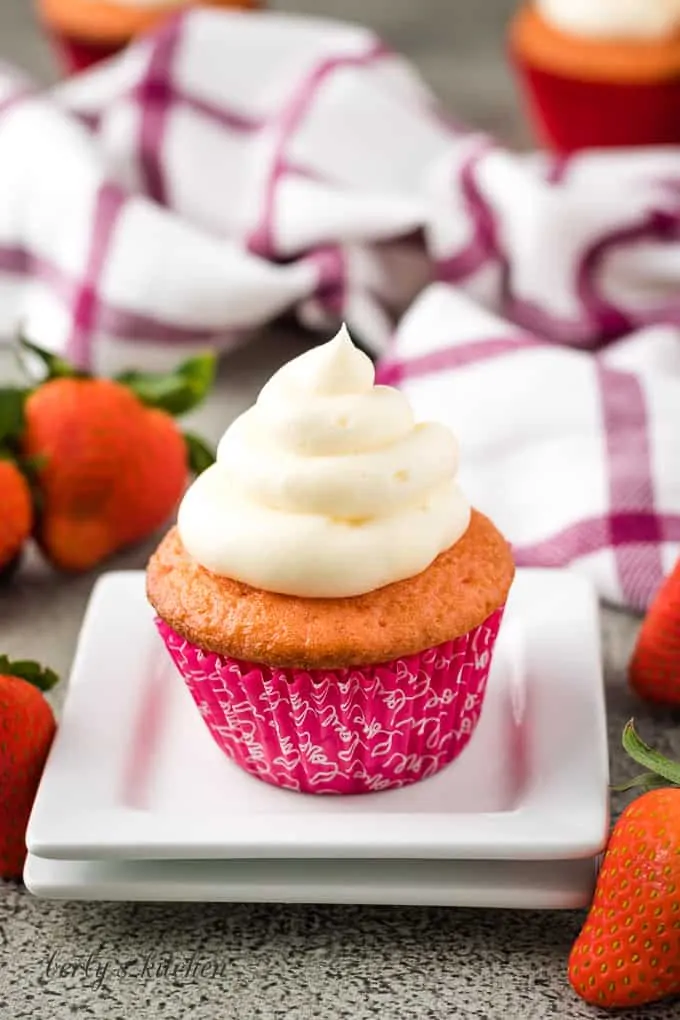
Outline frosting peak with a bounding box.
[537,0,680,40]
[279,323,374,396]
[178,326,470,598]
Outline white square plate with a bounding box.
[24,854,600,908]
[27,569,609,862]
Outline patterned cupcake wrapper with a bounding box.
[156,606,505,795]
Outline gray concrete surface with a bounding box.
[1,2,678,1019]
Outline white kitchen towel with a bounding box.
[378,286,680,610]
[0,8,678,606]
[3,9,680,367]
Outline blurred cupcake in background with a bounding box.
[147,326,515,796]
[38,0,262,74]
[510,0,680,152]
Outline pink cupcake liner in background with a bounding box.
[156,606,505,795]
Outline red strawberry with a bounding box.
[0,386,37,578]
[0,459,32,577]
[17,338,215,571]
[0,657,58,880]
[630,558,680,705]
[568,722,680,1009]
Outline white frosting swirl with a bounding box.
[538,0,680,39]
[178,325,470,598]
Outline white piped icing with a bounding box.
[178,325,470,598]
[537,0,680,40]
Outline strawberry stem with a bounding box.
[622,719,680,788]
[0,656,59,692]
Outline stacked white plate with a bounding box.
[25,569,609,908]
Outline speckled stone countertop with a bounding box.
[1,1,680,1018]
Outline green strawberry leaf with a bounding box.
[0,387,27,447]
[0,656,59,692]
[622,719,680,788]
[18,334,84,382]
[184,431,216,476]
[118,352,216,417]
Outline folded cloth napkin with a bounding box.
[0,8,678,607]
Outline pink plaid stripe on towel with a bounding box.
[0,10,677,607]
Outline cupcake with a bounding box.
[37,0,261,74]
[510,0,680,152]
[147,326,514,795]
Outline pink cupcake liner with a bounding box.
[156,606,505,795]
